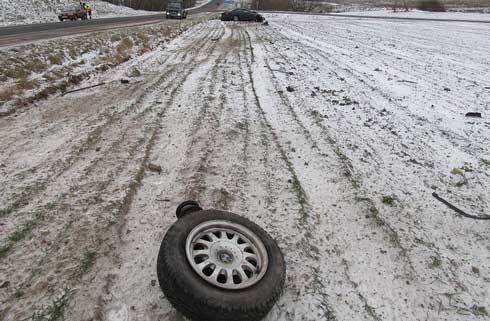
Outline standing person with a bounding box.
[83,2,90,20]
[87,3,92,20]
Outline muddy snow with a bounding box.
[1,13,490,321]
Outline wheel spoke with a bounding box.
[236,267,249,281]
[243,252,258,260]
[225,268,234,285]
[210,267,221,282]
[207,232,219,242]
[230,234,239,243]
[197,260,212,271]
[193,250,210,256]
[238,243,252,250]
[196,239,211,246]
[242,261,257,272]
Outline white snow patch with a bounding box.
[0,0,157,26]
[335,9,490,21]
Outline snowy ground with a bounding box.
[0,0,156,27]
[1,12,490,321]
[335,8,490,20]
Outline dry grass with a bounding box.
[48,53,65,65]
[16,76,40,91]
[0,87,16,102]
[24,58,48,74]
[101,37,135,65]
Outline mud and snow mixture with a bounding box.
[0,12,489,321]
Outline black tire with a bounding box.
[175,200,202,219]
[157,210,285,321]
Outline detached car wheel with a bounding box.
[157,207,285,321]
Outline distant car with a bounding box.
[166,2,188,19]
[220,9,264,22]
[58,5,87,21]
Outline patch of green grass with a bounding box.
[289,174,310,222]
[110,33,122,42]
[80,251,97,275]
[45,202,56,210]
[369,206,385,226]
[382,195,395,206]
[428,256,442,269]
[324,304,337,321]
[0,200,26,218]
[8,222,35,242]
[32,292,69,321]
[0,244,12,259]
[71,250,97,280]
[471,305,488,317]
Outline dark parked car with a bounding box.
[58,5,87,21]
[220,9,264,22]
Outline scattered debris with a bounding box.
[120,79,130,84]
[451,168,465,176]
[129,67,142,78]
[148,163,162,174]
[0,281,10,288]
[211,38,219,41]
[262,21,269,26]
[151,279,156,287]
[61,82,105,96]
[397,79,417,84]
[432,192,490,220]
[156,198,171,202]
[465,112,482,118]
[443,87,451,91]
[286,86,295,92]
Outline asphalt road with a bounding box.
[0,0,222,47]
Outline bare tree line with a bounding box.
[250,0,335,11]
[103,0,197,10]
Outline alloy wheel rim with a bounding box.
[185,220,269,290]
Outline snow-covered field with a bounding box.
[1,12,490,321]
[336,8,490,21]
[0,0,156,26]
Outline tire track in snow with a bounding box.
[0,22,227,321]
[260,18,490,320]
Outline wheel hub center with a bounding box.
[218,250,234,264]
